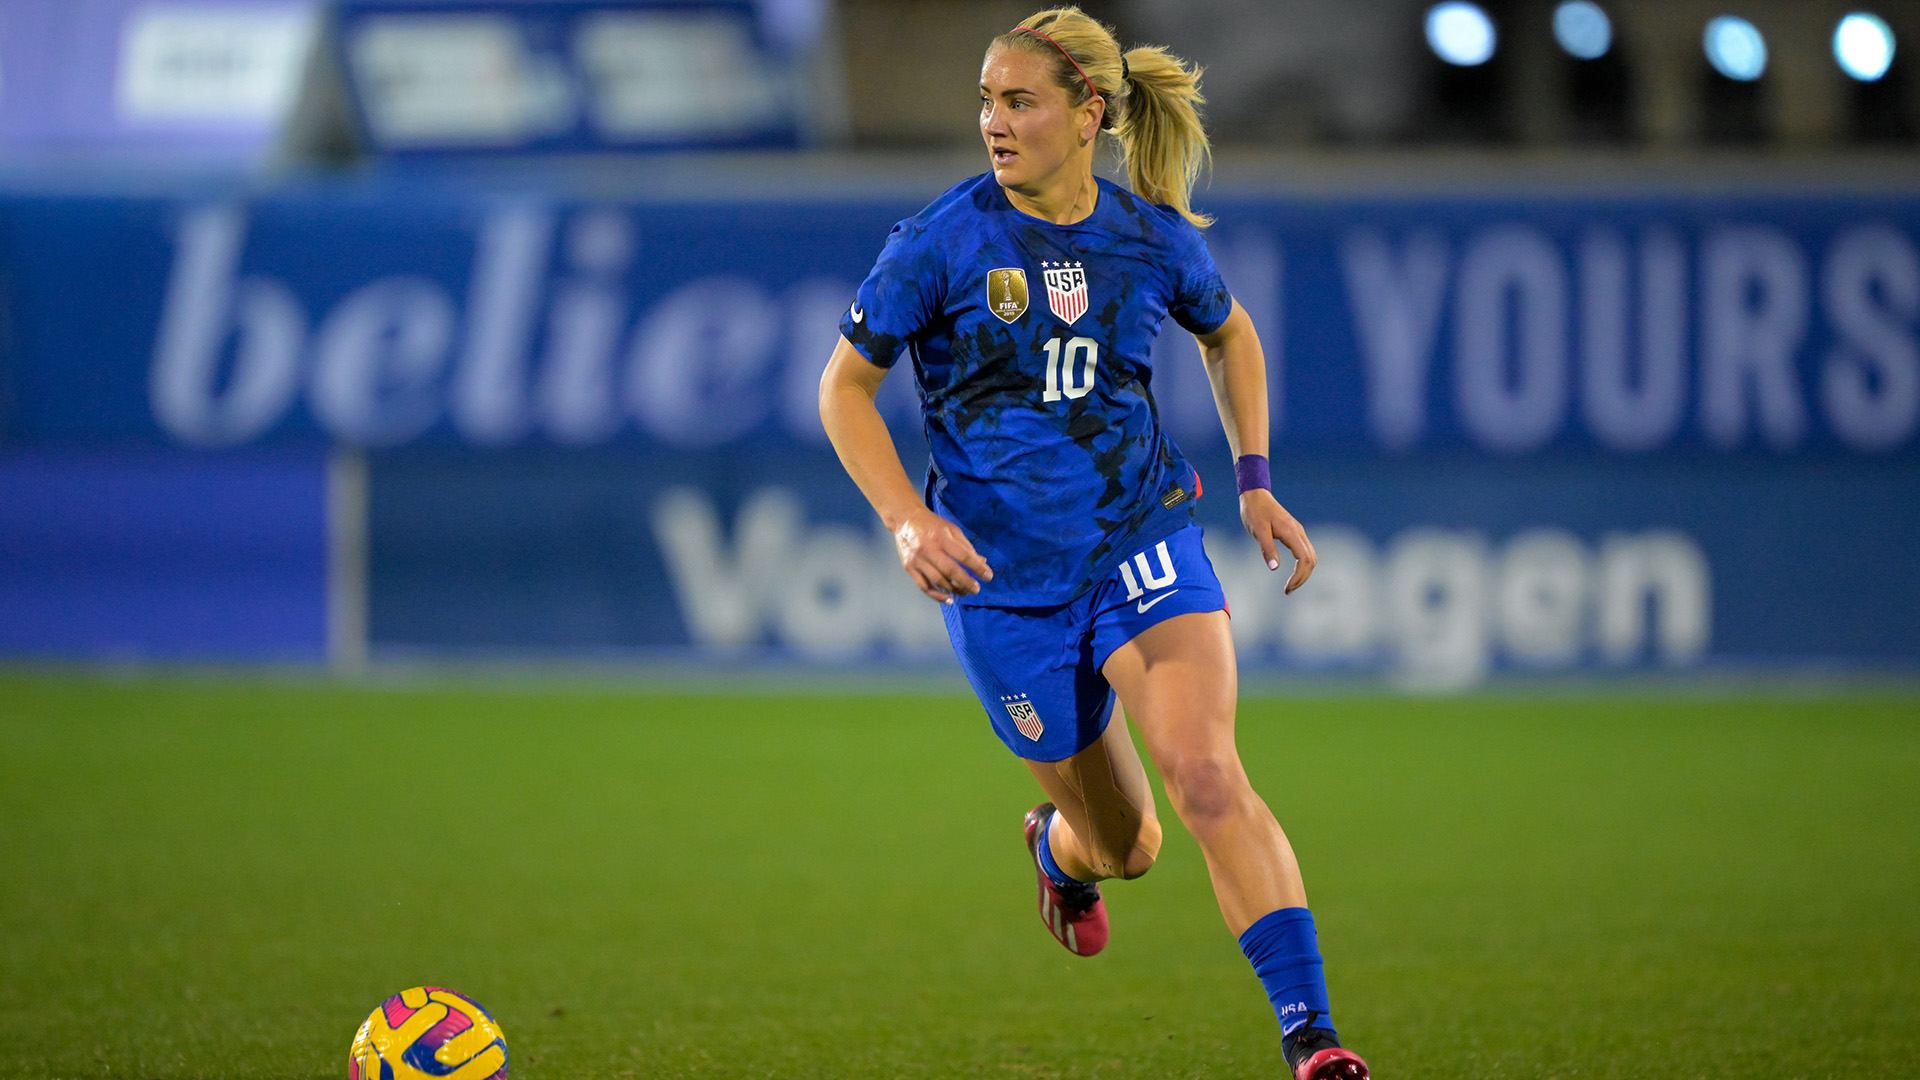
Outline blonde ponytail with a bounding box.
[1114,46,1212,228]
[991,7,1214,228]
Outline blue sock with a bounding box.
[1238,907,1336,1040]
[1036,816,1089,887]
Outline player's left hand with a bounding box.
[1240,489,1315,594]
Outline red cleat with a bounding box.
[1292,1046,1368,1080]
[1023,803,1108,957]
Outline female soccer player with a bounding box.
[818,9,1368,1080]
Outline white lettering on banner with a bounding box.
[537,211,635,445]
[1203,524,1713,690]
[650,487,795,647]
[151,207,304,446]
[1383,530,1492,690]
[1341,230,1449,450]
[778,524,879,655]
[648,484,1714,687]
[1597,532,1711,664]
[1822,225,1920,450]
[1580,229,1689,451]
[576,12,785,137]
[350,16,572,144]
[1701,226,1810,450]
[1496,529,1589,665]
[1340,222,1920,454]
[117,7,317,123]
[648,487,945,658]
[454,207,553,444]
[1454,225,1569,452]
[149,205,858,449]
[145,206,1918,454]
[308,278,457,445]
[625,277,780,446]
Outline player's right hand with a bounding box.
[892,508,993,604]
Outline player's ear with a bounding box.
[1080,97,1104,143]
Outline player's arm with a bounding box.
[818,336,993,604]
[1195,300,1316,594]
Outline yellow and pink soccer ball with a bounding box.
[349,986,507,1080]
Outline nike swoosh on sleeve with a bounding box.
[1136,590,1179,614]
[849,303,865,323]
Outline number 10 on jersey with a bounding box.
[1042,336,1099,402]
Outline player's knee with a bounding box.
[1161,755,1249,826]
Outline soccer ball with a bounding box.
[349,986,507,1080]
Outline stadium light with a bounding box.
[1426,2,1497,67]
[1704,15,1767,81]
[1834,13,1896,82]
[1553,1,1613,60]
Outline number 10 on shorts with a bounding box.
[1042,336,1099,401]
[1117,541,1178,600]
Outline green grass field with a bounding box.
[1,671,1916,1080]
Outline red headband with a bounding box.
[1010,26,1100,102]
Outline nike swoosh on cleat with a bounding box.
[1136,590,1179,614]
[849,303,865,323]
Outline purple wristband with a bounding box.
[1234,454,1271,494]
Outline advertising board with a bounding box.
[330,0,811,153]
[8,191,1918,460]
[0,0,318,162]
[1,183,1913,679]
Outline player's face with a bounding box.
[980,46,1097,193]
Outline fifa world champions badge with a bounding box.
[1001,694,1045,741]
[987,268,1029,323]
[1043,261,1089,324]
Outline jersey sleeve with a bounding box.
[1167,225,1234,336]
[840,221,945,368]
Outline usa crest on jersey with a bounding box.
[1043,261,1089,324]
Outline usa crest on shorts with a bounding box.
[1043,261,1089,324]
[1001,693,1045,741]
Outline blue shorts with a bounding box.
[942,524,1228,762]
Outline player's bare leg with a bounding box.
[1101,610,1304,930]
[1104,609,1366,1080]
[1017,710,1162,956]
[1024,708,1162,882]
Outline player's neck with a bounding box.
[1004,169,1099,226]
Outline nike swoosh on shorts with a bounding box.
[849,303,865,323]
[1136,589,1179,614]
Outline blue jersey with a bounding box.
[840,173,1234,607]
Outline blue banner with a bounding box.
[3,188,1918,459]
[0,181,1915,680]
[364,449,1918,687]
[0,452,328,660]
